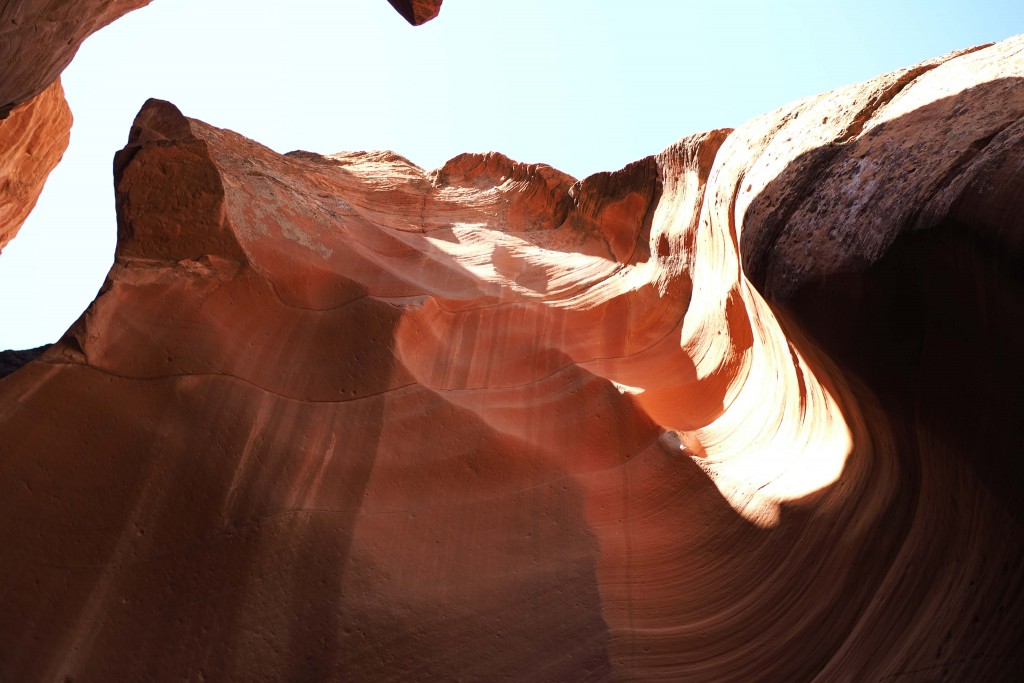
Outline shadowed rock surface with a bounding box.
[0,0,153,115]
[386,0,442,25]
[1,35,1023,683]
[0,344,50,379]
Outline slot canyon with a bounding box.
[1,1,1023,680]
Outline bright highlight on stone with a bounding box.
[1,1,1024,680]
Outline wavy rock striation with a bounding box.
[1,36,1023,682]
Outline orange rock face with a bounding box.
[1,37,1023,682]
[0,0,142,252]
[0,78,72,252]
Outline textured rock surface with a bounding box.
[1,36,1023,682]
[386,0,442,25]
[0,0,153,115]
[0,78,72,252]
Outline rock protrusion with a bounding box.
[0,79,72,252]
[386,0,443,25]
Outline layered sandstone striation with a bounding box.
[0,78,72,252]
[1,35,1023,682]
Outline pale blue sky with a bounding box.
[2,0,1022,349]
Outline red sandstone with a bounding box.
[0,79,71,252]
[386,0,442,25]
[1,35,1023,680]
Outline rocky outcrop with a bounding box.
[1,36,1023,682]
[0,0,439,254]
[0,0,146,255]
[386,0,442,25]
[0,0,153,115]
[0,78,72,252]
[0,0,445,116]
[0,0,441,117]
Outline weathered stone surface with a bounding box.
[386,0,442,25]
[0,78,71,252]
[731,38,1024,298]
[0,0,153,115]
[1,36,1023,682]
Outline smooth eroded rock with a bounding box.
[1,35,1023,683]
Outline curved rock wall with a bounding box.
[1,35,1023,681]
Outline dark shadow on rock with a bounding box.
[386,0,442,26]
[744,77,1024,522]
[0,344,50,380]
[743,76,1024,680]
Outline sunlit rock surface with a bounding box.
[1,36,1023,682]
[0,0,146,253]
[0,79,71,252]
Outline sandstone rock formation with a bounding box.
[0,78,72,252]
[1,34,1023,683]
[0,0,440,118]
[0,0,440,253]
[387,0,442,25]
[0,0,153,115]
[1,0,151,255]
